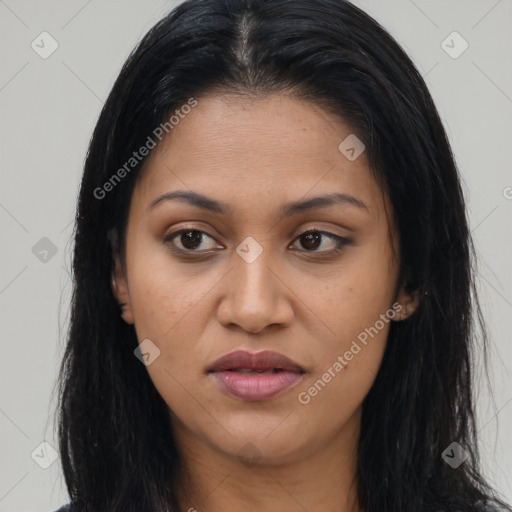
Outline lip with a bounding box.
[208,349,305,373]
[207,350,306,401]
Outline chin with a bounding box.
[211,425,312,466]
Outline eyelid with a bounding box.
[293,226,345,240]
[163,227,223,251]
[289,228,351,253]
[163,222,222,243]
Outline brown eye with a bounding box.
[300,232,322,250]
[164,229,220,252]
[290,230,350,254]
[163,227,350,257]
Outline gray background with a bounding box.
[0,0,511,510]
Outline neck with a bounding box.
[171,407,362,512]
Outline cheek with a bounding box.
[295,307,392,439]
[310,242,397,339]
[301,236,397,400]
[311,294,391,388]
[127,269,212,422]
[342,236,397,317]
[125,245,216,370]
[126,240,210,339]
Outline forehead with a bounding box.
[131,93,388,222]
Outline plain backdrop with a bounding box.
[0,0,511,510]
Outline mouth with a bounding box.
[207,350,306,401]
[207,349,305,373]
[222,368,287,374]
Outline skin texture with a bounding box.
[112,93,419,512]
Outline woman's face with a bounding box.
[113,93,417,466]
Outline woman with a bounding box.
[53,0,511,510]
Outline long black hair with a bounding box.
[54,0,512,510]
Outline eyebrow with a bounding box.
[148,190,368,216]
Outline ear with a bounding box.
[109,230,134,325]
[393,282,420,322]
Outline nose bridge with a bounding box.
[218,235,293,333]
[233,235,276,302]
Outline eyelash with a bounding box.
[163,227,351,257]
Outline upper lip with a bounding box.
[207,350,305,373]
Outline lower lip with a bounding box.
[211,370,304,401]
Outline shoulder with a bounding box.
[54,506,71,512]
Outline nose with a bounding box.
[216,241,294,335]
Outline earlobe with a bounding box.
[394,286,420,322]
[111,256,135,325]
